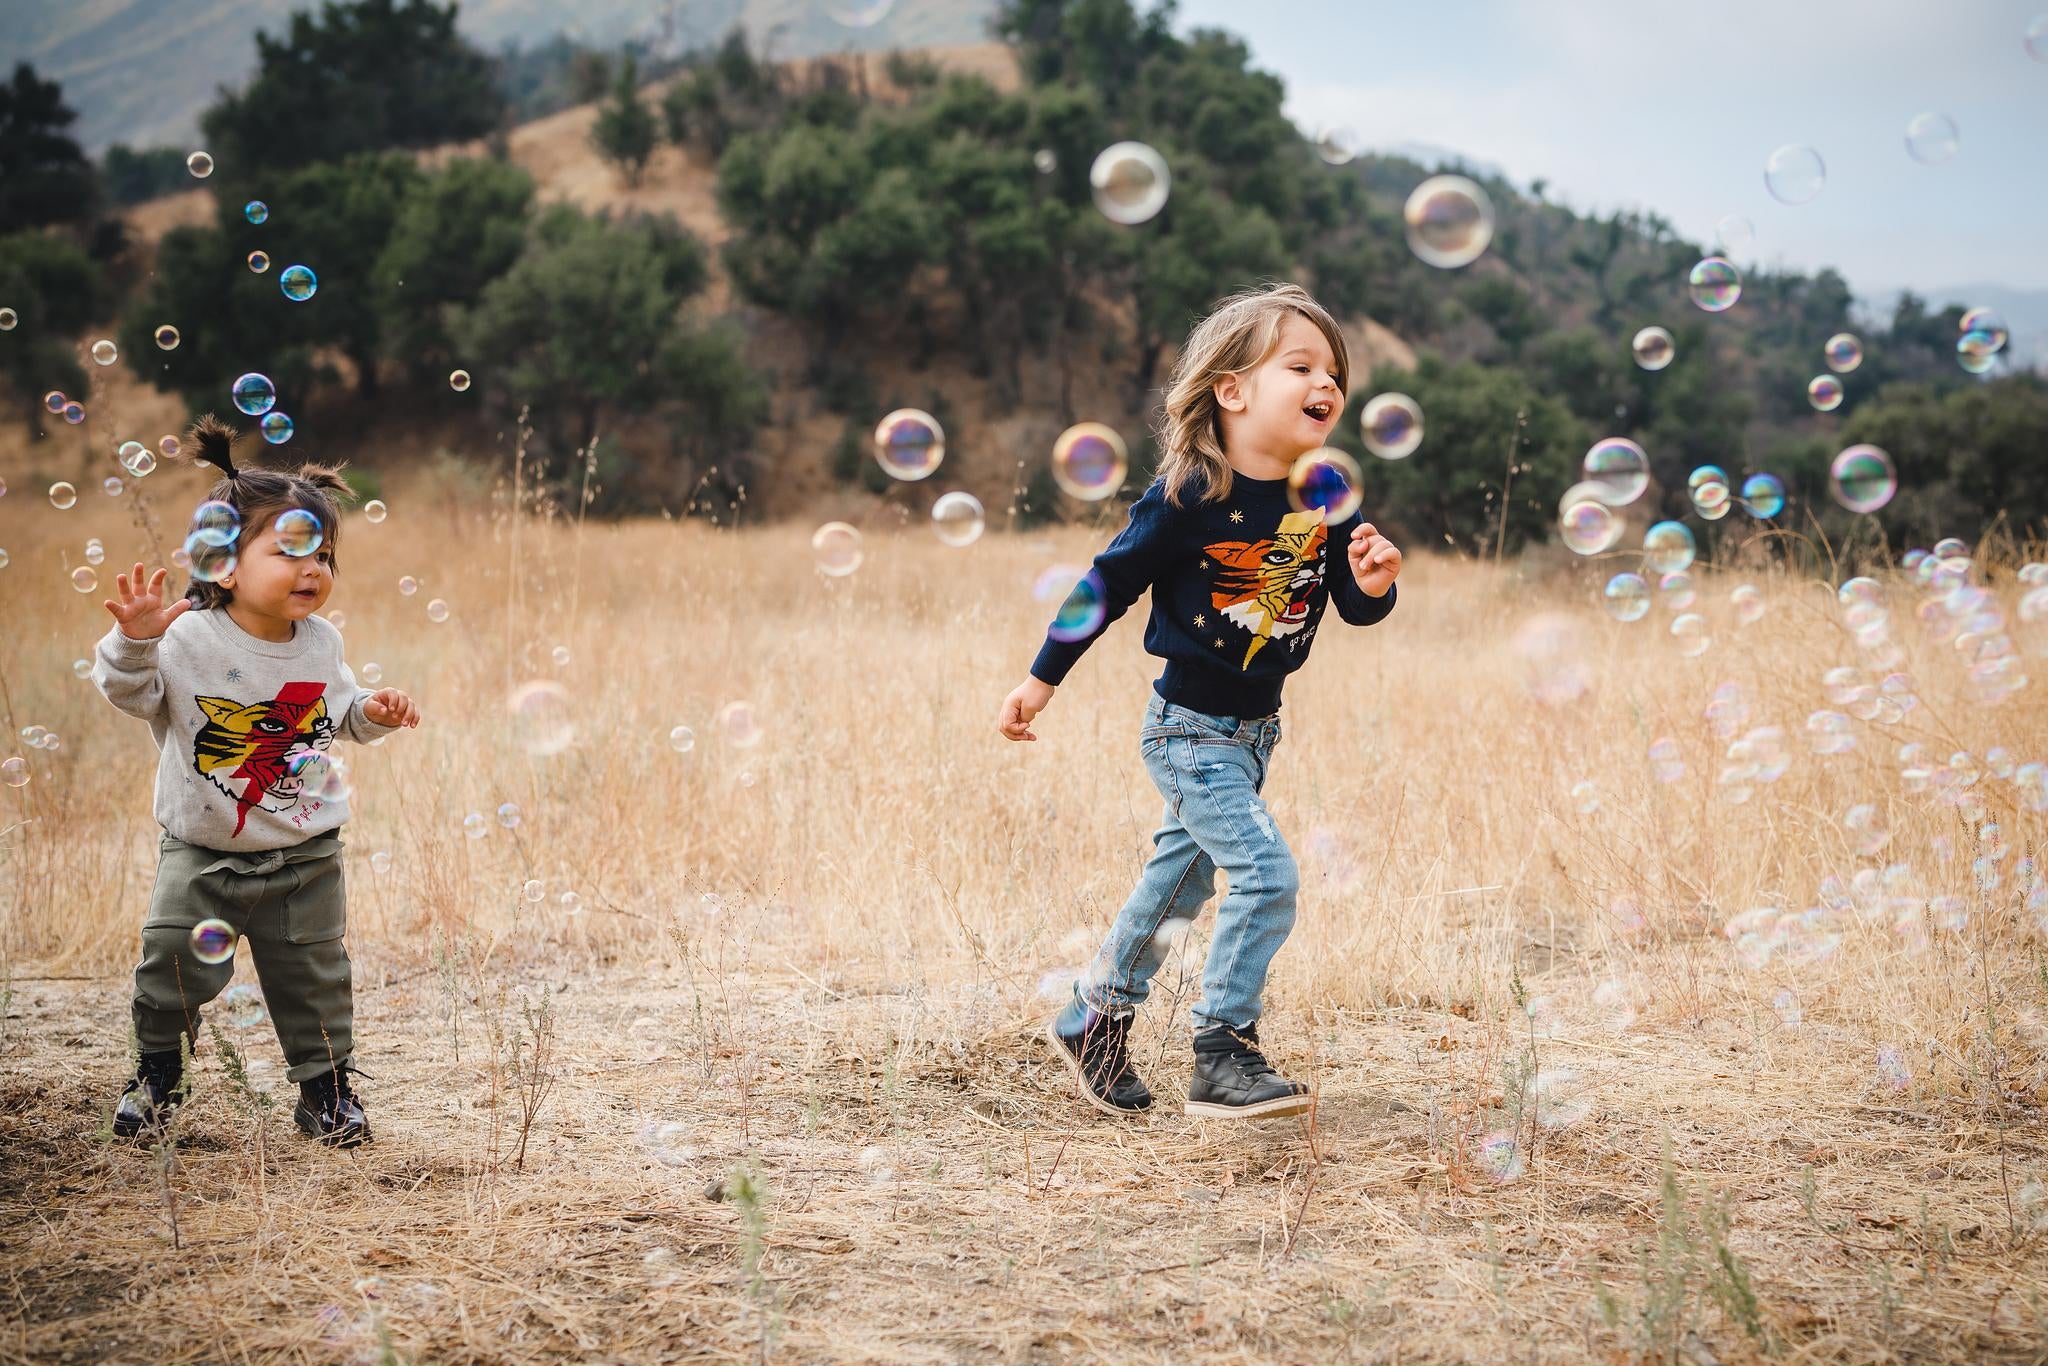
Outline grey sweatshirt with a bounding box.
[93,609,400,851]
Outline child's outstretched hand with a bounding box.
[104,563,192,640]
[363,688,422,729]
[1349,523,1404,597]
[997,677,1055,742]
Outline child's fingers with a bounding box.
[148,567,169,597]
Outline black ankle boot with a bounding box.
[295,1065,373,1148]
[112,1048,186,1138]
[1046,1012,1154,1116]
[1186,1022,1311,1119]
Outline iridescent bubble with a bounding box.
[1659,570,1697,611]
[1032,148,1056,175]
[811,521,863,576]
[190,918,235,964]
[1808,375,1844,412]
[42,391,64,414]
[360,662,382,685]
[90,338,117,366]
[279,264,318,302]
[221,983,267,1028]
[153,324,180,351]
[118,439,150,475]
[0,757,25,788]
[872,408,944,481]
[260,411,293,444]
[184,533,237,583]
[1806,709,1855,754]
[669,725,695,753]
[1314,126,1360,165]
[931,491,985,547]
[232,372,277,416]
[522,879,544,903]
[1089,141,1171,226]
[244,200,268,224]
[1731,583,1766,626]
[72,657,91,677]
[1904,112,1959,165]
[1687,465,1731,518]
[1051,422,1129,500]
[1643,521,1696,575]
[102,476,123,498]
[1843,803,1889,856]
[288,751,351,803]
[1583,438,1649,505]
[463,812,488,840]
[1764,144,1826,205]
[1632,326,1675,371]
[1671,612,1710,657]
[159,434,181,458]
[717,700,762,748]
[1824,333,1863,373]
[449,369,471,393]
[84,538,104,565]
[363,500,387,523]
[247,250,270,274]
[824,0,894,27]
[1360,392,1422,459]
[1829,445,1896,514]
[1287,447,1363,522]
[1740,472,1785,518]
[1039,565,1107,643]
[1688,256,1741,312]
[1604,572,1651,622]
[273,509,323,557]
[1559,496,1621,556]
[191,500,240,546]
[1477,1132,1524,1183]
[549,644,570,667]
[425,598,449,623]
[507,679,575,756]
[48,482,76,510]
[1715,215,1755,254]
[1402,174,1495,269]
[1959,306,2009,355]
[397,575,418,596]
[1957,343,1997,376]
[0,307,14,330]
[70,566,96,593]
[62,401,84,425]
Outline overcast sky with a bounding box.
[1172,0,2048,299]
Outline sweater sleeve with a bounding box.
[1029,481,1179,686]
[92,625,167,721]
[1327,513,1399,626]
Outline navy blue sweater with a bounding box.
[1030,472,1397,718]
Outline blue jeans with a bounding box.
[1057,692,1297,1034]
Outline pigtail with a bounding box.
[187,413,242,478]
[292,462,354,505]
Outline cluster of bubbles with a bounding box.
[42,388,86,424]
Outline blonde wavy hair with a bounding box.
[1156,282,1349,507]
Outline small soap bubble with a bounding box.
[1731,583,1766,626]
[669,725,695,753]
[1648,736,1687,784]
[362,499,386,523]
[62,401,84,424]
[1089,141,1171,226]
[397,575,418,596]
[186,150,213,178]
[288,751,351,802]
[221,983,266,1028]
[43,391,65,414]
[1764,144,1826,205]
[1631,326,1674,370]
[232,372,277,416]
[191,499,240,545]
[101,476,124,498]
[153,324,180,351]
[1287,447,1363,522]
[931,490,985,546]
[1051,422,1129,500]
[325,610,344,629]
[1403,174,1494,269]
[1904,112,1959,165]
[1532,1068,1592,1129]
[274,508,323,557]
[448,369,471,392]
[359,662,382,685]
[90,338,117,366]
[811,521,863,576]
[1825,333,1863,373]
[1360,392,1422,459]
[189,918,236,964]
[244,199,268,224]
[1604,572,1651,622]
[0,307,14,330]
[49,481,79,510]
[370,850,391,874]
[559,890,583,913]
[425,598,449,623]
[1039,566,1107,643]
[1314,125,1360,165]
[1571,780,1600,814]
[279,264,318,301]
[1477,1132,1524,1183]
[1740,472,1785,518]
[1,757,26,788]
[1688,256,1741,312]
[496,802,521,830]
[1874,1044,1911,1091]
[72,658,91,678]
[159,434,181,458]
[1773,989,1802,1028]
[84,538,104,566]
[1032,148,1057,175]
[507,680,575,756]
[717,701,762,748]
[1830,445,1896,514]
[463,812,488,840]
[1671,612,1711,658]
[1643,521,1696,575]
[522,879,544,903]
[1659,571,1697,611]
[550,644,570,667]
[1808,375,1844,411]
[1582,438,1649,505]
[872,408,944,481]
[260,411,293,444]
[70,566,96,593]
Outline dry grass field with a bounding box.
[2,443,2047,1363]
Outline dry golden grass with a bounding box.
[2,447,2047,1363]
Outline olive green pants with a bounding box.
[133,831,354,1083]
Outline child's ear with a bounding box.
[1213,371,1248,414]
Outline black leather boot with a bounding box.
[1186,1022,1311,1118]
[1045,1012,1153,1116]
[295,1065,373,1148]
[112,1048,186,1138]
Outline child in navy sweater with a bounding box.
[998,283,1403,1120]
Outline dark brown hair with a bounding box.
[181,413,354,609]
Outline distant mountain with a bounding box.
[1860,283,2048,373]
[0,0,1002,154]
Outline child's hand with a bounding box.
[997,677,1055,742]
[1349,523,1403,597]
[362,688,421,729]
[104,562,192,640]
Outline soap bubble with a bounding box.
[1824,333,1863,373]
[260,411,293,444]
[1874,1044,1911,1091]
[1731,583,1766,625]
[0,308,13,330]
[1808,375,1844,412]
[1603,572,1651,622]
[153,325,180,351]
[1845,803,1890,855]
[811,522,863,576]
[158,434,180,458]
[463,812,487,840]
[363,500,387,523]
[1829,445,1896,514]
[1039,565,1107,643]
[1957,343,1997,376]
[872,408,944,481]
[1315,126,1360,165]
[1287,447,1363,522]
[550,644,570,667]
[560,891,582,913]
[232,372,277,416]
[1402,174,1494,268]
[42,391,64,414]
[84,538,104,565]
[1959,306,2008,356]
[1764,144,1826,204]
[397,575,417,596]
[931,491,985,547]
[184,534,237,583]
[1659,570,1697,611]
[1477,1132,1524,1183]
[62,401,84,424]
[70,566,97,593]
[186,151,213,178]
[1687,465,1731,518]
[244,200,268,224]
[1512,613,1593,704]
[1714,215,1755,254]
[1051,422,1128,500]
[1571,780,1601,814]
[1089,141,1171,226]
[1740,472,1785,518]
[1648,737,1687,783]
[425,598,449,623]
[1559,495,1621,556]
[247,250,270,274]
[1643,521,1696,575]
[288,751,351,803]
[1632,326,1675,371]
[717,701,762,748]
[48,482,76,510]
[102,476,123,499]
[1806,709,1855,754]
[449,369,471,392]
[522,879,544,903]
[1582,438,1649,505]
[1904,112,1959,165]
[73,657,91,676]
[273,509,323,557]
[1532,1068,1593,1129]
[370,850,391,874]
[1360,392,1422,459]
[1688,256,1741,312]
[360,663,382,685]
[669,725,695,753]
[90,339,117,366]
[191,500,240,546]
[507,680,575,756]
[1,758,25,788]
[1032,148,1056,175]
[221,983,266,1028]
[190,918,235,963]
[824,0,894,24]
[279,264,318,302]
[1671,612,1711,658]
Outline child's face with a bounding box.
[225,514,335,621]
[1220,314,1345,460]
